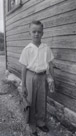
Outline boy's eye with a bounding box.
[33,31,36,33]
[33,31,41,34]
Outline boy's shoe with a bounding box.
[37,125,49,132]
[32,131,38,136]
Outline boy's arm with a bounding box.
[49,61,54,79]
[46,61,54,80]
[46,61,55,93]
[22,65,28,97]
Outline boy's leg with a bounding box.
[29,96,37,133]
[36,74,49,132]
[26,70,38,133]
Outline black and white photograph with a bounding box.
[0,0,76,136]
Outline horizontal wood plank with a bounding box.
[7,52,20,58]
[53,48,76,62]
[6,25,29,36]
[8,65,21,78]
[47,35,76,49]
[7,47,23,54]
[7,40,30,47]
[55,68,76,86]
[6,32,30,41]
[54,59,76,74]
[56,82,76,99]
[54,68,76,99]
[48,92,76,112]
[7,59,21,71]
[47,97,76,127]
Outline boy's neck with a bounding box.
[33,41,41,47]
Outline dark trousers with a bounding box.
[26,70,48,132]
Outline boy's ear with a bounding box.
[42,31,43,36]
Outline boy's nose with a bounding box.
[35,32,39,36]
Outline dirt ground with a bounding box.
[0,55,76,136]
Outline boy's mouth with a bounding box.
[35,36,39,38]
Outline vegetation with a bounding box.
[0,32,4,51]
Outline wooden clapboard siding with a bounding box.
[6,0,76,27]
[6,0,66,25]
[55,70,76,98]
[53,48,76,62]
[6,23,76,39]
[6,25,29,36]
[6,32,30,41]
[7,57,21,75]
[7,52,20,59]
[6,1,76,31]
[47,36,76,49]
[7,64,21,77]
[48,92,76,113]
[54,59,76,74]
[7,47,76,62]
[6,23,76,37]
[7,58,21,69]
[5,10,76,35]
[7,40,31,47]
[6,36,76,49]
[4,0,76,120]
[7,46,23,54]
[6,0,45,21]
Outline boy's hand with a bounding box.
[47,76,55,93]
[22,86,28,98]
[48,81,55,93]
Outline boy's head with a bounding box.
[29,20,43,46]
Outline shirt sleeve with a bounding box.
[47,46,54,62]
[19,47,28,66]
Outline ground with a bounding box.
[0,55,76,136]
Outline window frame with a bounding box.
[7,0,22,15]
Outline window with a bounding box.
[7,0,22,14]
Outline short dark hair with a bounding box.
[29,20,43,29]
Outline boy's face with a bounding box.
[29,24,43,45]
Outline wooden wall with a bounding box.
[4,0,76,123]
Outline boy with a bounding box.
[19,20,54,136]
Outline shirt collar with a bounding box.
[31,42,47,49]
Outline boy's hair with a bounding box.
[29,20,43,29]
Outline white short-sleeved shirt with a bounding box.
[19,43,54,73]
